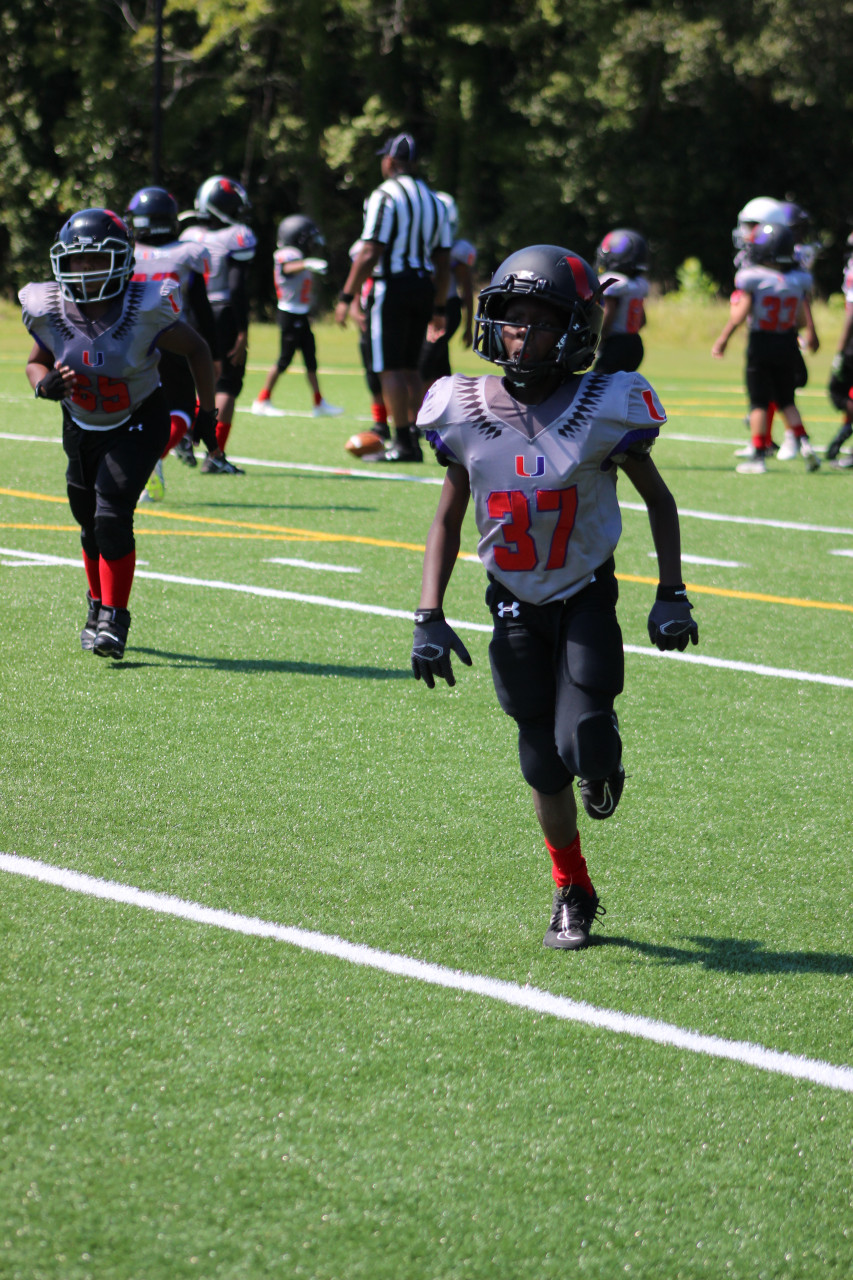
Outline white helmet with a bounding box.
[733,196,781,251]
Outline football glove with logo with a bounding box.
[411,609,472,688]
[647,584,699,652]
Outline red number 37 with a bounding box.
[488,486,579,572]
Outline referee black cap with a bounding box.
[377,133,417,162]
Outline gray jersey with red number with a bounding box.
[733,264,812,333]
[132,239,210,306]
[273,246,314,314]
[602,273,649,334]
[179,223,256,304]
[19,279,182,430]
[417,371,665,605]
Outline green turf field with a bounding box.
[1,299,852,1280]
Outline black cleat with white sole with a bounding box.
[543,884,605,950]
[81,592,101,651]
[93,606,131,660]
[579,762,626,820]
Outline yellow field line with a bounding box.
[3,488,851,614]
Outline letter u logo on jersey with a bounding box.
[515,455,545,478]
[82,350,104,368]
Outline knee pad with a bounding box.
[94,511,134,562]
[570,710,621,781]
[518,724,573,794]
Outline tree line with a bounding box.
[3,0,853,312]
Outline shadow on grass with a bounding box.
[127,646,409,680]
[596,934,853,975]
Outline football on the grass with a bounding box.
[345,430,386,459]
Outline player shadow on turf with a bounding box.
[596,934,853,974]
[132,647,411,679]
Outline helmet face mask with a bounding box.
[50,208,134,303]
[474,245,605,387]
[195,176,251,226]
[277,214,324,255]
[733,196,781,251]
[126,186,179,244]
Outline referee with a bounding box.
[335,133,451,462]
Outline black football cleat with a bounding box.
[201,452,245,474]
[579,762,626,820]
[173,433,197,467]
[543,884,605,950]
[93,606,131,660]
[80,592,101,651]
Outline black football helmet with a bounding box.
[194,176,251,226]
[595,228,649,277]
[50,208,134,303]
[125,186,179,244]
[277,214,325,254]
[746,223,796,267]
[474,245,605,385]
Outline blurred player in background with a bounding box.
[712,222,820,474]
[418,191,477,394]
[19,208,217,659]
[411,244,697,951]
[180,175,256,472]
[126,185,222,493]
[825,232,853,468]
[252,215,342,419]
[592,228,649,374]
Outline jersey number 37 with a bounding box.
[488,486,578,572]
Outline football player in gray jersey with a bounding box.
[20,208,218,660]
[411,245,698,951]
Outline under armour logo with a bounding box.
[497,601,520,618]
[128,424,143,431]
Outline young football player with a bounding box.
[179,175,256,470]
[712,222,820,474]
[411,245,698,951]
[20,207,218,660]
[125,184,224,489]
[252,215,342,419]
[592,228,650,374]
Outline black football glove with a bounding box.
[411,609,472,689]
[194,406,219,453]
[648,584,699,652]
[35,369,69,401]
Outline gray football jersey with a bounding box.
[273,246,313,314]
[132,239,210,305]
[179,223,256,304]
[602,273,649,334]
[417,371,666,605]
[19,279,182,430]
[733,264,812,333]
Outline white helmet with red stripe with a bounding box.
[474,244,605,386]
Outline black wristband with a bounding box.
[414,608,445,625]
[34,379,44,399]
[656,583,687,603]
[338,290,354,305]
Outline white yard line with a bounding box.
[2,546,852,688]
[2,852,851,1094]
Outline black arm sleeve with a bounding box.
[186,273,220,359]
[227,262,250,332]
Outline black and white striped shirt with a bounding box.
[361,176,452,278]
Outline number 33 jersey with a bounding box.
[19,279,182,430]
[417,371,666,606]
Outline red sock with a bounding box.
[100,551,136,610]
[371,401,388,425]
[82,549,101,600]
[313,390,323,406]
[256,388,270,403]
[545,833,595,893]
[792,423,807,439]
[163,412,190,458]
[215,421,232,450]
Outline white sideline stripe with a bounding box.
[5,431,853,534]
[265,557,361,574]
[2,852,851,1095]
[650,552,744,568]
[2,546,853,689]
